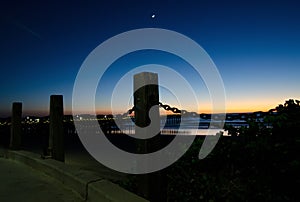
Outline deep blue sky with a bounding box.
[1,0,300,116]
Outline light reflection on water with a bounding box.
[109,128,228,136]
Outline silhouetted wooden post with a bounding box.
[134,72,160,151]
[134,72,166,202]
[10,102,22,150]
[49,95,64,162]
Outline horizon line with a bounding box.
[0,110,271,119]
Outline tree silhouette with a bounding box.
[268,99,300,140]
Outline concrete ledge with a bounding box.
[88,180,147,202]
[2,149,148,202]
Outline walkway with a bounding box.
[0,157,83,202]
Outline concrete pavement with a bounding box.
[0,158,83,202]
[1,149,148,202]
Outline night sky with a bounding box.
[1,0,300,117]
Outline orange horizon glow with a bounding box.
[2,97,297,117]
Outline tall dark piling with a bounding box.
[49,95,64,162]
[134,72,166,202]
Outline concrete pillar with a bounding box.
[134,72,166,202]
[49,95,64,162]
[10,102,22,150]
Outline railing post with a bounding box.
[134,72,160,151]
[49,95,64,162]
[134,72,166,202]
[10,102,22,150]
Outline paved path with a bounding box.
[0,158,83,202]
[19,142,128,182]
[65,147,127,181]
